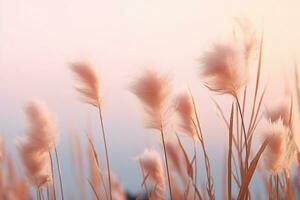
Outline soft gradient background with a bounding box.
[1,0,300,198]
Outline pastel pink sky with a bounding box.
[1,0,300,195]
[1,0,299,136]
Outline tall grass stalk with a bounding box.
[237,138,269,200]
[159,123,173,200]
[97,106,112,200]
[234,94,249,172]
[55,148,64,200]
[193,141,198,200]
[190,93,215,200]
[49,151,56,200]
[88,179,101,200]
[228,105,234,200]
[87,134,109,200]
[70,63,113,200]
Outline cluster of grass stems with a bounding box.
[1,20,300,200]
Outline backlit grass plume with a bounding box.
[17,99,64,199]
[137,148,165,199]
[71,62,101,107]
[262,119,296,175]
[17,142,51,187]
[200,42,251,176]
[130,69,169,129]
[174,93,197,140]
[70,62,112,200]
[17,100,58,189]
[131,69,173,199]
[200,43,247,96]
[24,100,58,152]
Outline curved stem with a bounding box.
[160,125,173,200]
[97,106,112,200]
[234,94,249,172]
[55,148,64,200]
[87,136,109,200]
[193,141,198,200]
[49,151,56,200]
[88,179,100,200]
[190,94,214,200]
[139,160,150,200]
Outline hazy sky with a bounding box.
[1,0,300,196]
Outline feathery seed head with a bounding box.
[130,70,170,130]
[17,141,51,187]
[71,62,101,107]
[200,43,247,96]
[175,93,197,139]
[263,119,296,174]
[25,99,58,152]
[136,148,165,188]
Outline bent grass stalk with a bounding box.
[88,179,100,200]
[237,138,270,200]
[87,135,109,200]
[234,94,248,172]
[248,30,264,134]
[8,24,295,199]
[190,93,215,200]
[55,148,64,200]
[193,141,197,200]
[139,160,150,199]
[159,123,173,200]
[97,105,112,200]
[49,151,56,200]
[228,104,234,200]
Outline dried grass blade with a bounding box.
[87,135,109,200]
[87,179,100,200]
[176,134,193,179]
[228,104,234,200]
[247,85,267,155]
[211,97,239,151]
[237,138,269,200]
[248,29,264,131]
